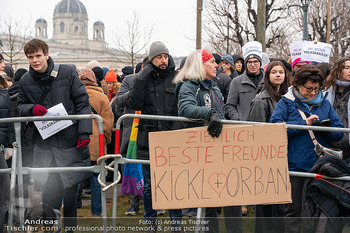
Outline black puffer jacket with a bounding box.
[7,82,19,117]
[17,57,92,188]
[127,56,183,160]
[0,88,14,146]
[18,58,92,147]
[214,72,231,103]
[302,155,350,233]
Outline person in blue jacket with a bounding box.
[174,49,242,233]
[270,65,344,233]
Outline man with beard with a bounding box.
[127,41,183,232]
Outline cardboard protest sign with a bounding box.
[242,41,262,60]
[34,103,73,140]
[301,42,332,63]
[289,41,309,63]
[149,124,291,210]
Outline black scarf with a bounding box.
[28,56,54,80]
[247,69,263,88]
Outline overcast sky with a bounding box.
[0,0,197,57]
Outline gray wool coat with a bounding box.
[114,74,136,156]
[225,71,264,121]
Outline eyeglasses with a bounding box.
[302,84,320,93]
[246,60,260,66]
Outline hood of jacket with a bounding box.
[147,55,176,79]
[232,54,244,63]
[7,82,19,99]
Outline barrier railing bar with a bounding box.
[116,113,350,133]
[109,114,350,233]
[1,114,108,233]
[8,136,17,233]
[15,122,25,233]
[0,166,102,175]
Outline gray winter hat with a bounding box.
[149,41,169,61]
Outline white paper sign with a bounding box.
[34,103,73,140]
[301,42,332,63]
[289,41,308,63]
[242,41,262,60]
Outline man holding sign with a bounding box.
[17,39,92,231]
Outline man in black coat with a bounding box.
[17,39,92,231]
[127,41,183,231]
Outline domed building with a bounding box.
[1,0,133,70]
[35,18,48,39]
[52,0,88,42]
[34,0,108,55]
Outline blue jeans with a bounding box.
[90,171,101,216]
[142,165,182,224]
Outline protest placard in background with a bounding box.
[289,41,307,63]
[301,41,332,63]
[242,41,262,60]
[149,123,291,210]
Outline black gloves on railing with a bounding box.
[207,111,223,137]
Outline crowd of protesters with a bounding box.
[0,37,349,233]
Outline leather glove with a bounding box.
[207,111,223,137]
[32,104,48,116]
[77,134,91,148]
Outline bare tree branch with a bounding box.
[110,11,154,68]
[0,16,34,64]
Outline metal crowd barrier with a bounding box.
[0,114,109,233]
[108,114,350,233]
[2,113,350,233]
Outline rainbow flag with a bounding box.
[121,111,144,197]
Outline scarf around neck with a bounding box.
[29,56,54,79]
[335,79,350,88]
[293,87,324,109]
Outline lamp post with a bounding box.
[301,0,313,41]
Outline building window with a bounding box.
[60,22,64,33]
[74,26,78,34]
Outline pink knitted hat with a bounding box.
[292,58,310,68]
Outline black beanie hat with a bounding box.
[14,68,27,82]
[244,54,262,67]
[4,65,14,79]
[135,62,142,73]
[212,53,221,64]
[122,66,134,75]
[92,66,104,81]
[179,57,187,70]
